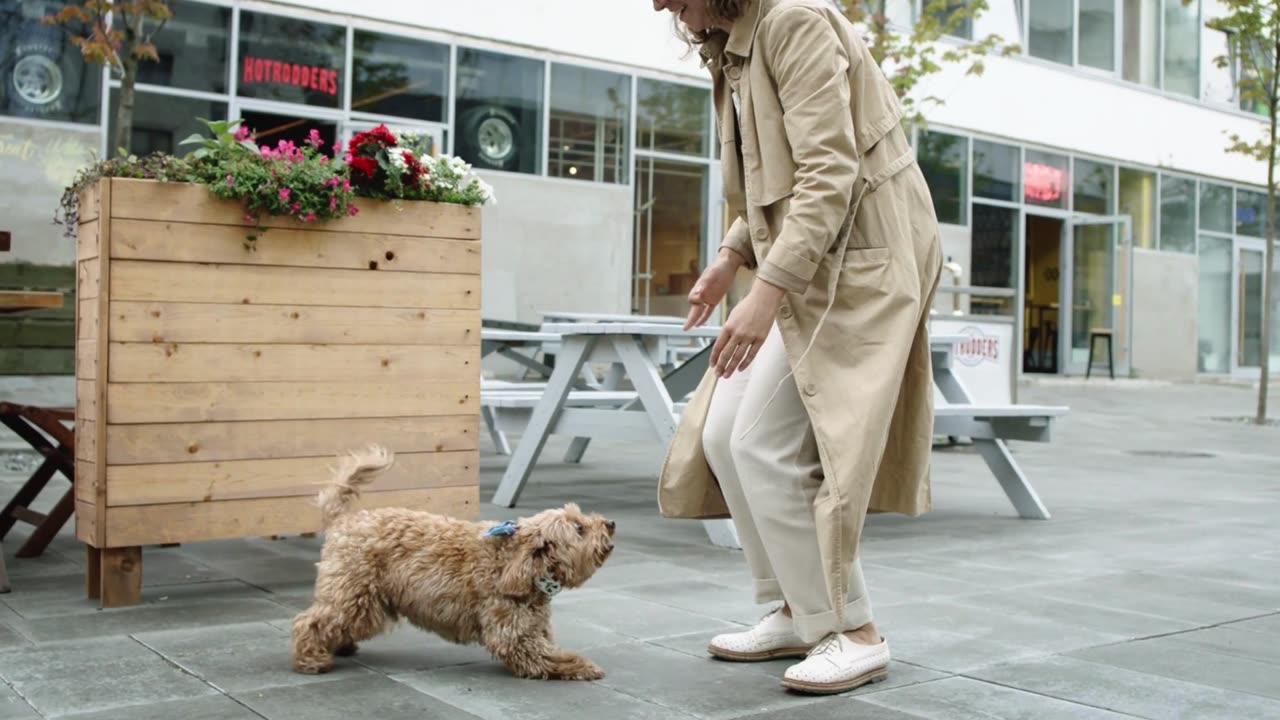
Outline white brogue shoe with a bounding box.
[781,633,890,695]
[707,609,813,662]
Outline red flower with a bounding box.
[349,156,377,179]
[369,124,397,147]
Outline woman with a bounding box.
[653,0,942,696]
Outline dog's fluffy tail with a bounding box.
[318,445,395,526]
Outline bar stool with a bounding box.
[1086,328,1115,380]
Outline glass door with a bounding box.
[1061,214,1132,376]
[632,156,708,316]
[1233,238,1279,373]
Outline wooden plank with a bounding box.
[76,379,97,420]
[109,302,477,346]
[75,460,97,503]
[106,380,477,424]
[77,259,100,300]
[91,180,112,549]
[76,421,97,463]
[0,291,64,311]
[106,415,477,465]
[78,184,100,225]
[107,343,476,383]
[78,219,100,260]
[104,485,479,546]
[111,219,481,274]
[100,546,142,608]
[75,499,98,545]
[76,342,96,380]
[107,450,476,506]
[78,298,98,340]
[110,260,479,310]
[108,178,480,240]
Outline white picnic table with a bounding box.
[485,325,1065,549]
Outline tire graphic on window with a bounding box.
[4,8,68,118]
[459,105,520,170]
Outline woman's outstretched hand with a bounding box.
[712,280,784,379]
[684,249,745,331]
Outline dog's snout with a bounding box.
[605,520,616,534]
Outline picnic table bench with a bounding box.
[481,324,1066,549]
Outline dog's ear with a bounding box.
[498,530,551,596]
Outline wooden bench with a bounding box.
[0,403,77,592]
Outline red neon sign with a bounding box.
[241,55,339,96]
[1023,162,1065,203]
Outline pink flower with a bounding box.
[348,205,360,217]
[329,195,338,211]
[342,179,351,192]
[325,177,340,188]
[319,155,328,164]
[303,211,317,223]
[332,142,343,156]
[260,145,274,157]
[306,129,324,149]
[243,213,255,224]
[291,202,301,213]
[225,174,234,187]
[278,188,291,202]
[233,125,252,142]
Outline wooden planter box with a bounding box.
[74,178,481,607]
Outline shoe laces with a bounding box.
[808,634,843,657]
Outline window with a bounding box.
[1236,189,1267,237]
[351,31,448,122]
[139,0,231,94]
[917,130,968,225]
[1028,0,1074,66]
[1201,30,1235,105]
[636,79,710,157]
[973,140,1019,202]
[1198,235,1233,373]
[1073,159,1114,215]
[1198,182,1232,233]
[923,0,972,40]
[1162,0,1199,98]
[1236,37,1272,115]
[454,48,544,174]
[549,64,630,184]
[1118,168,1157,249]
[237,11,345,108]
[1078,0,1116,71]
[1159,175,1195,253]
[1023,149,1068,209]
[0,0,102,123]
[108,90,227,155]
[1122,0,1160,88]
[971,204,1018,314]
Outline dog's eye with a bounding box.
[575,522,585,535]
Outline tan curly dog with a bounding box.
[290,445,617,680]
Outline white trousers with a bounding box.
[702,323,872,643]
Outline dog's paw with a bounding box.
[560,658,605,681]
[335,643,359,657]
[291,659,334,675]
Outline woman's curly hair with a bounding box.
[673,0,747,50]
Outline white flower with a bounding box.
[476,179,496,205]
[388,150,409,173]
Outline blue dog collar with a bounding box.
[485,520,518,537]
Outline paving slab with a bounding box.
[858,676,1134,719]
[234,675,482,720]
[135,621,374,694]
[56,695,262,720]
[398,662,685,720]
[0,636,218,718]
[0,685,38,720]
[1071,635,1280,701]
[970,654,1280,720]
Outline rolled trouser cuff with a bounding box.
[792,593,874,644]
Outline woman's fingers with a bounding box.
[684,302,704,331]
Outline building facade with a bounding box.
[0,0,1275,382]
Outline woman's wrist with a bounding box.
[717,247,747,270]
[750,278,786,303]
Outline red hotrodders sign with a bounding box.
[241,56,339,96]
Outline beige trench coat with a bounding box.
[658,0,942,614]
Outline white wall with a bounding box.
[1131,249,1200,381]
[272,0,704,80]
[477,172,632,324]
[923,0,1268,186]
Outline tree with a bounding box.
[838,0,1019,129]
[1206,0,1278,424]
[43,1,172,155]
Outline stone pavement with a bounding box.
[0,378,1278,719]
